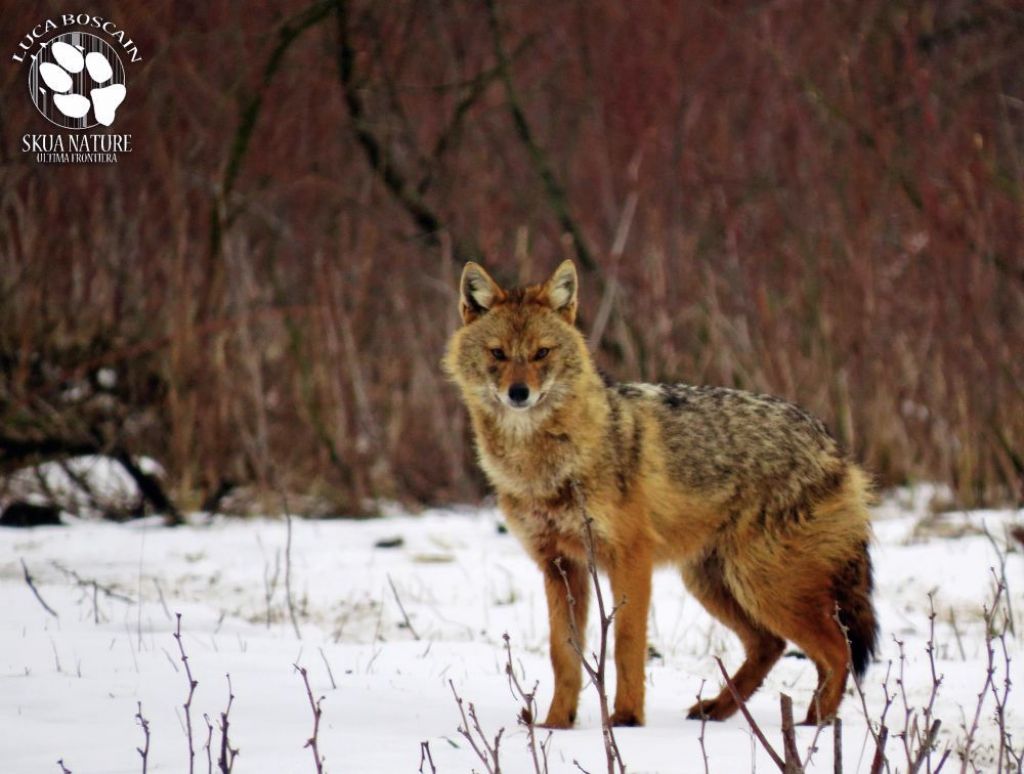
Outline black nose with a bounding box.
[508,383,530,405]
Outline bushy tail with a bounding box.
[834,543,878,677]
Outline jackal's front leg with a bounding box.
[541,557,590,728]
[608,546,653,726]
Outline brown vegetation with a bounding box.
[1,1,1021,513]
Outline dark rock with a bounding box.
[0,501,62,528]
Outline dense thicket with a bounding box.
[2,1,1021,512]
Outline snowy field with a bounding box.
[1,486,1022,773]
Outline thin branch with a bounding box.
[449,679,503,774]
[135,701,151,774]
[280,489,302,640]
[20,558,58,618]
[589,143,644,354]
[714,656,786,771]
[908,721,942,774]
[219,0,334,213]
[960,578,1004,773]
[503,633,549,774]
[558,480,626,774]
[949,607,967,661]
[294,664,325,774]
[981,523,1015,635]
[483,0,595,272]
[869,726,889,774]
[913,593,944,773]
[262,547,280,629]
[318,647,338,690]
[218,674,239,773]
[173,613,198,774]
[990,629,1014,772]
[203,714,214,774]
[420,34,539,193]
[154,578,173,621]
[418,741,437,774]
[334,0,476,262]
[835,603,891,766]
[52,561,135,603]
[696,680,710,774]
[800,706,827,770]
[780,694,803,773]
[833,717,842,774]
[387,573,420,640]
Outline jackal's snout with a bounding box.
[507,382,531,408]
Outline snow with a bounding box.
[1,494,1021,773]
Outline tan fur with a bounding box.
[443,260,878,727]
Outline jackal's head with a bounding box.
[443,260,593,425]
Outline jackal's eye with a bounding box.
[490,348,507,361]
[533,347,550,361]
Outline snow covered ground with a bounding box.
[1,491,1021,773]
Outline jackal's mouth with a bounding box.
[501,392,543,411]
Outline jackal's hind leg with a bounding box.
[682,554,785,721]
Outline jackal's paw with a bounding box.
[800,712,834,727]
[538,709,576,729]
[610,709,643,727]
[686,697,737,722]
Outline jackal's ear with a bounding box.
[459,262,503,324]
[542,260,578,324]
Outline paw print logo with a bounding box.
[28,32,126,129]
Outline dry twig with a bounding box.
[836,606,892,771]
[960,579,1004,773]
[869,726,889,774]
[262,547,280,629]
[387,573,420,640]
[173,613,199,774]
[319,647,337,690]
[449,679,503,774]
[218,674,239,773]
[20,558,58,618]
[282,492,302,640]
[135,701,151,774]
[295,664,325,773]
[418,740,437,774]
[203,714,215,774]
[780,694,803,773]
[556,480,627,774]
[153,578,173,621]
[833,718,842,774]
[503,633,551,774]
[482,0,594,272]
[52,560,133,624]
[713,656,786,771]
[695,680,710,774]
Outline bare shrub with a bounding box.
[1,2,1021,511]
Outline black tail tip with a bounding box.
[835,544,878,678]
[848,617,878,678]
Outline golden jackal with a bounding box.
[443,260,877,727]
